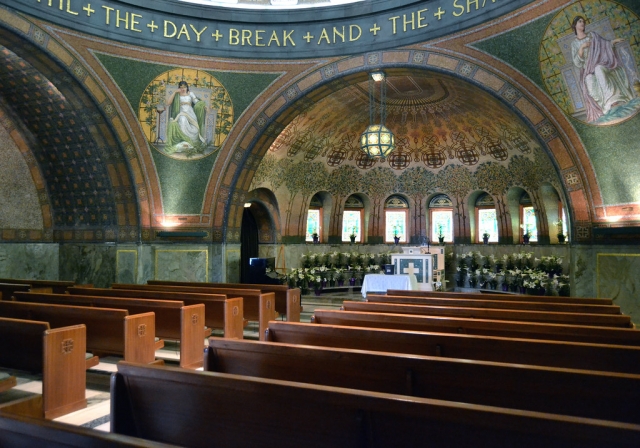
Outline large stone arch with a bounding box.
[215,49,590,244]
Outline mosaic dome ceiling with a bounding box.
[266,70,542,172]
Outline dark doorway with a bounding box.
[240,207,259,283]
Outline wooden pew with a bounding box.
[204,338,640,424]
[0,317,89,419]
[311,309,640,346]
[112,283,276,341]
[0,278,75,294]
[0,283,30,301]
[0,373,17,393]
[147,280,302,322]
[367,293,622,315]
[0,301,156,364]
[0,412,182,447]
[264,321,640,374]
[14,292,207,369]
[342,300,632,327]
[111,362,640,447]
[388,289,614,305]
[68,286,244,340]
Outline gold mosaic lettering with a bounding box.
[388,16,400,34]
[131,13,142,32]
[115,9,128,29]
[176,23,191,40]
[350,24,362,41]
[318,28,330,44]
[267,30,280,46]
[333,26,345,43]
[403,12,415,32]
[452,0,465,17]
[164,20,177,38]
[229,28,240,45]
[417,8,429,28]
[242,29,252,46]
[283,30,295,46]
[467,0,479,13]
[190,24,207,42]
[255,29,265,46]
[102,5,114,25]
[66,0,78,15]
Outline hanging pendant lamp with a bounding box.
[359,71,396,159]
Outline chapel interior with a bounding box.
[0,0,640,444]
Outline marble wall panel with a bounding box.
[0,243,58,279]
[58,244,116,287]
[225,245,241,283]
[154,247,209,282]
[596,252,640,324]
[116,247,138,284]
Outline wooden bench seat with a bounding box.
[0,278,75,294]
[342,300,632,327]
[205,338,640,424]
[0,412,181,447]
[0,283,30,301]
[0,317,89,419]
[387,289,614,305]
[68,286,244,340]
[113,283,276,341]
[147,280,302,322]
[265,321,640,374]
[111,361,640,447]
[0,372,17,393]
[311,309,640,346]
[367,293,622,314]
[14,292,207,369]
[0,301,157,364]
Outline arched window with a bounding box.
[384,195,408,243]
[520,192,537,243]
[305,194,323,242]
[475,193,498,243]
[342,195,364,243]
[429,194,453,243]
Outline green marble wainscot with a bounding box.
[0,243,59,280]
[154,247,209,282]
[597,252,640,326]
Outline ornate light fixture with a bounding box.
[359,71,396,159]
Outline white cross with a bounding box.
[402,262,420,278]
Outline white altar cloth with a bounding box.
[361,274,418,298]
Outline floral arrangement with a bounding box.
[456,251,569,296]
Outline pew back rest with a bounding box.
[68,287,244,339]
[0,301,156,362]
[147,281,302,322]
[15,292,186,340]
[342,300,632,327]
[111,362,640,447]
[386,289,614,305]
[0,283,31,300]
[205,338,640,424]
[312,309,640,346]
[366,293,622,315]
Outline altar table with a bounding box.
[361,274,418,298]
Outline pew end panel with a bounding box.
[123,312,157,364]
[42,324,88,419]
[179,304,206,369]
[223,297,244,340]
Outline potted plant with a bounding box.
[349,226,357,244]
[437,224,445,245]
[482,232,490,244]
[555,220,566,243]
